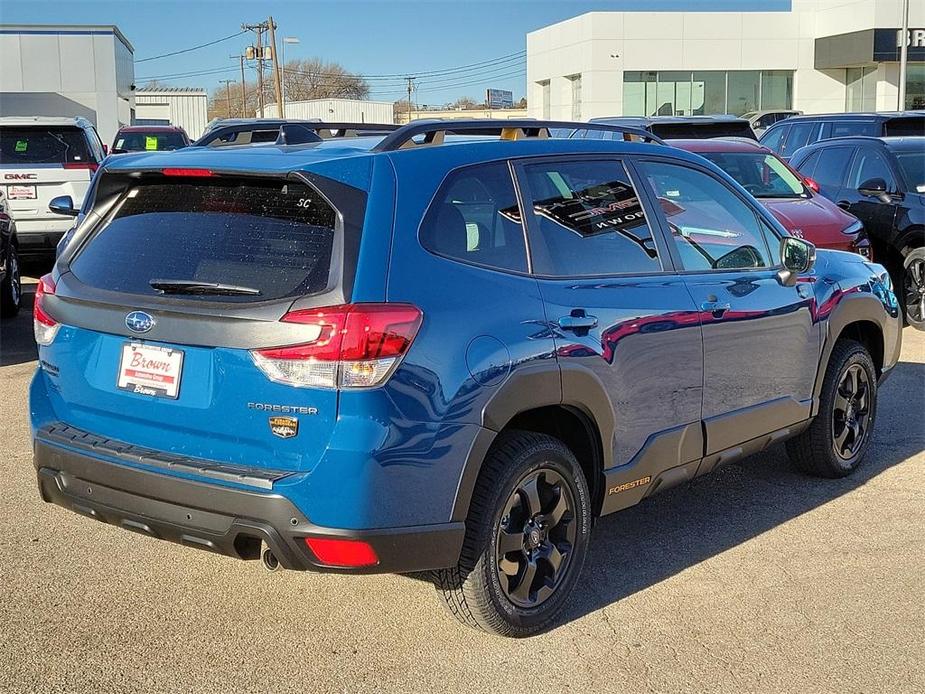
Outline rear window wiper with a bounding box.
[149,279,262,296]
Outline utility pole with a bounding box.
[234,55,247,117]
[267,16,285,119]
[242,21,270,117]
[898,0,909,110]
[406,77,415,123]
[219,80,234,118]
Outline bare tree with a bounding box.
[450,96,481,110]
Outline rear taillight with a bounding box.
[251,303,422,389]
[33,274,60,345]
[63,161,98,174]
[803,176,820,193]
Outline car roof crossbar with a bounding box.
[371,119,666,152]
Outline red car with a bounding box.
[668,138,871,258]
[110,125,190,154]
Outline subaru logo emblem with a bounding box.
[125,311,155,334]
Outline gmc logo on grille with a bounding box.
[4,173,37,180]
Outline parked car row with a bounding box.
[27,116,903,638]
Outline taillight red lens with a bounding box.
[803,177,820,193]
[305,537,378,568]
[251,303,422,389]
[33,274,60,345]
[162,168,213,177]
[63,161,98,173]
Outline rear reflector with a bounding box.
[161,168,213,177]
[251,303,422,389]
[305,537,378,568]
[33,274,60,345]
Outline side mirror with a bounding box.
[110,147,127,155]
[778,236,816,287]
[49,195,78,217]
[858,177,893,203]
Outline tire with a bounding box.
[786,339,877,478]
[0,243,21,318]
[901,247,925,330]
[432,430,591,637]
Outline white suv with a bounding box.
[0,116,105,259]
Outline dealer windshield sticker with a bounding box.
[145,136,158,150]
[14,140,27,152]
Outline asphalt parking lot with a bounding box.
[1,272,923,694]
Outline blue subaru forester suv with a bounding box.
[31,120,902,636]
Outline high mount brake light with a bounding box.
[161,168,213,177]
[63,161,99,173]
[33,274,60,346]
[251,304,423,389]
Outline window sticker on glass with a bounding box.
[145,136,158,151]
[14,140,27,152]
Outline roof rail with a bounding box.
[308,122,399,138]
[371,119,666,152]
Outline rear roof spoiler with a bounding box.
[371,119,666,152]
[276,122,400,145]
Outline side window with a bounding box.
[811,146,856,190]
[781,122,817,156]
[793,149,821,178]
[637,160,775,272]
[760,125,786,153]
[848,148,896,191]
[830,121,878,138]
[520,159,659,277]
[419,162,527,273]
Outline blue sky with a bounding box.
[0,0,791,105]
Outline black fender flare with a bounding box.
[448,363,616,522]
[811,289,897,416]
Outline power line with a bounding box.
[135,30,247,63]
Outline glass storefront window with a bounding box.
[846,66,877,112]
[760,70,793,111]
[624,70,792,116]
[692,71,726,115]
[906,64,925,110]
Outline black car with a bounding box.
[790,136,925,329]
[759,111,925,161]
[0,186,21,317]
[580,115,757,140]
[193,119,398,147]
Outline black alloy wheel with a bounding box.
[831,363,871,461]
[495,468,576,608]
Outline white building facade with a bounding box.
[527,0,925,121]
[135,87,209,140]
[259,98,394,123]
[0,24,134,143]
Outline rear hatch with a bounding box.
[36,168,386,474]
[0,125,96,224]
[649,121,757,140]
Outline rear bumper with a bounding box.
[33,434,465,574]
[14,220,69,256]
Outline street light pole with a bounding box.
[898,0,909,110]
[282,37,300,116]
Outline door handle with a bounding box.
[836,200,851,210]
[700,301,731,316]
[558,312,598,332]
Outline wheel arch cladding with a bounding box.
[837,320,884,377]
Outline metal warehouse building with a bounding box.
[134,87,209,140]
[0,24,134,144]
[259,98,394,123]
[527,0,925,120]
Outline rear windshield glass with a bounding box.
[649,122,756,140]
[884,117,925,137]
[114,132,187,152]
[0,126,93,165]
[70,178,337,302]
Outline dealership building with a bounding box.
[527,0,925,121]
[0,24,135,144]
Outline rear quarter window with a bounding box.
[0,126,93,165]
[69,177,338,302]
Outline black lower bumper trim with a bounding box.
[34,439,465,574]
